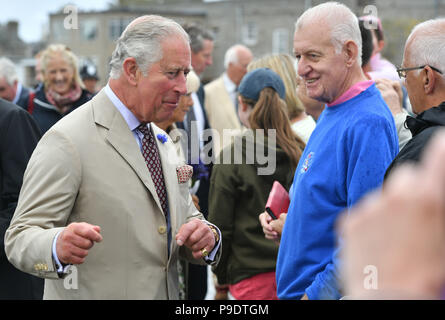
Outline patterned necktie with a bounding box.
[137,124,168,216]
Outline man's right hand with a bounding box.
[56,222,103,265]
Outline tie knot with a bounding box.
[137,124,151,137]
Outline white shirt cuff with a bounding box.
[52,230,72,275]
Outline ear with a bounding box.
[238,96,249,112]
[122,57,140,86]
[423,66,436,95]
[343,40,359,68]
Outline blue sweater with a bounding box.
[276,84,398,299]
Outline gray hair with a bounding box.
[295,1,362,67]
[404,18,445,78]
[182,23,214,54]
[109,15,190,79]
[0,57,18,85]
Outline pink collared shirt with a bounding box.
[327,80,374,107]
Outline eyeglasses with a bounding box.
[396,65,443,79]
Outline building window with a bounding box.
[51,20,67,41]
[109,18,132,40]
[242,21,258,46]
[272,28,289,54]
[81,19,98,41]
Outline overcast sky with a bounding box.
[1,0,112,43]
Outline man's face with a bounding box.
[0,77,17,101]
[191,39,214,75]
[132,35,191,123]
[228,49,253,86]
[293,22,348,104]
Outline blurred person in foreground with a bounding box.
[5,15,221,300]
[29,44,92,134]
[339,130,445,299]
[208,68,305,300]
[273,2,398,300]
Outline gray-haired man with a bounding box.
[0,57,32,109]
[5,15,221,300]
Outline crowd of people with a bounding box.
[1,1,445,300]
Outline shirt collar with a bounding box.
[104,83,142,131]
[223,72,237,92]
[327,80,374,107]
[12,82,22,105]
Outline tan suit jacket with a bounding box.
[204,75,242,156]
[5,90,219,299]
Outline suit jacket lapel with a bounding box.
[91,90,164,215]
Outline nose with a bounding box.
[297,57,311,78]
[55,70,64,81]
[175,72,188,96]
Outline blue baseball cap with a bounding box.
[238,68,286,101]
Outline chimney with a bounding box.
[6,21,19,37]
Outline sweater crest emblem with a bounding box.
[300,152,314,174]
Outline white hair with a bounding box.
[295,1,362,66]
[109,15,190,79]
[0,57,18,85]
[224,44,252,69]
[404,18,445,78]
[224,45,241,69]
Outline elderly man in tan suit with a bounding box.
[5,15,221,300]
[204,44,253,155]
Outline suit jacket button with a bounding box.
[158,226,167,234]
